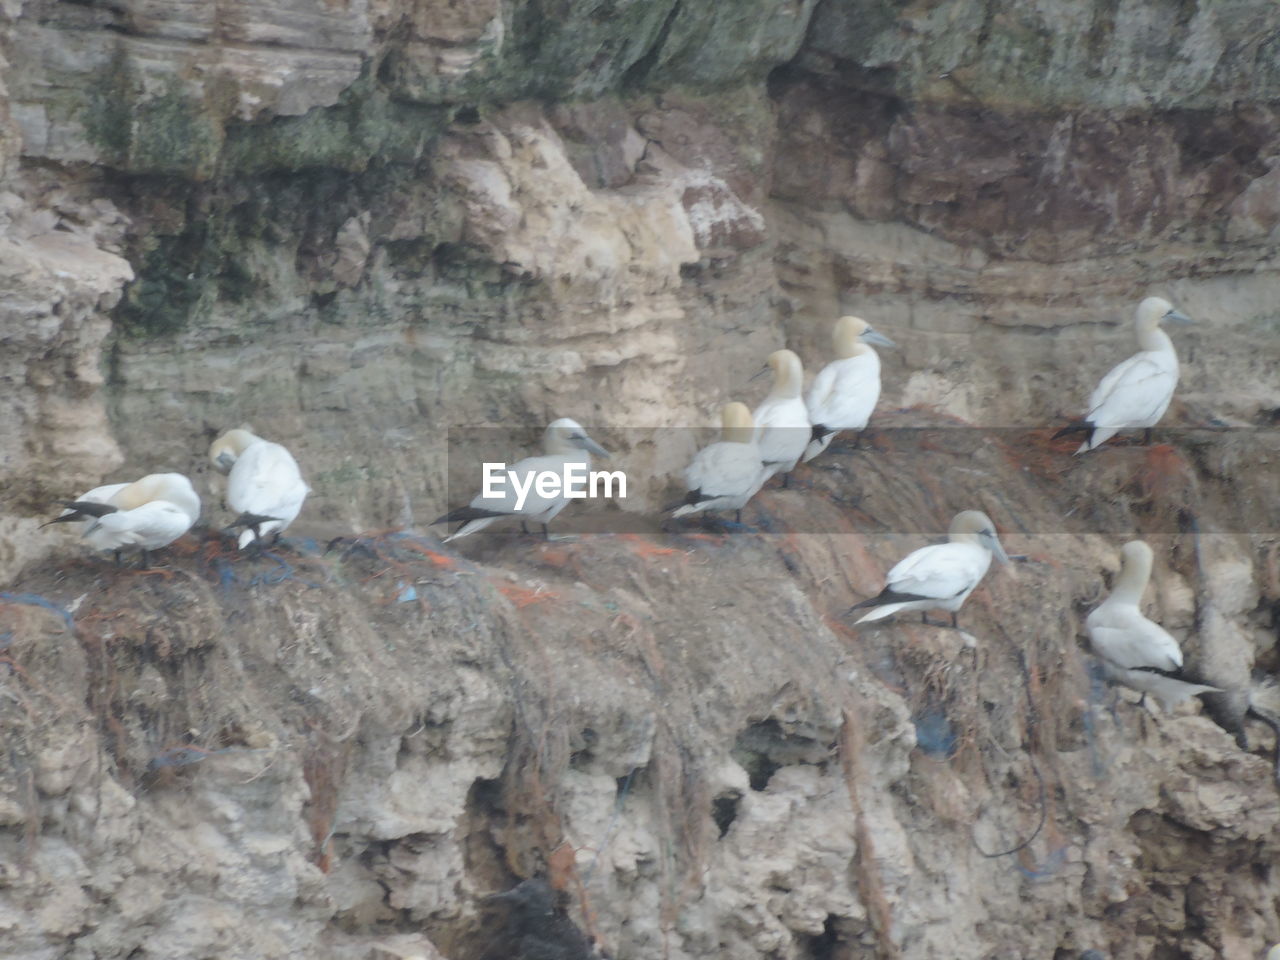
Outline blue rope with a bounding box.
[0,592,74,632]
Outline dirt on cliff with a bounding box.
[4,405,1280,960]
[5,0,1280,957]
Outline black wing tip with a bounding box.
[431,506,509,526]
[850,588,932,611]
[226,511,283,530]
[664,489,704,512]
[811,423,831,443]
[1131,664,1197,683]
[46,500,119,523]
[1051,420,1093,441]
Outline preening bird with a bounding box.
[849,510,1009,628]
[1053,296,1191,453]
[432,418,610,542]
[669,402,766,524]
[48,472,201,568]
[210,428,310,549]
[803,316,894,462]
[1085,540,1220,710]
[751,349,810,487]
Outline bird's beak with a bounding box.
[214,452,236,473]
[1164,309,1193,324]
[860,329,896,349]
[582,437,610,458]
[749,364,770,382]
[990,536,1011,565]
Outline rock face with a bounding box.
[2,1,1280,959]
[0,191,131,576]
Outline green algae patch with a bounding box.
[219,80,447,175]
[108,163,457,339]
[84,48,134,163]
[113,215,223,337]
[131,79,224,179]
[383,0,818,103]
[625,0,821,91]
[85,51,223,179]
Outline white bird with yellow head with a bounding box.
[46,472,201,568]
[669,402,766,524]
[210,427,310,549]
[803,315,894,462]
[1054,296,1192,452]
[849,510,1009,629]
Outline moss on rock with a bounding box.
[84,51,223,179]
[219,80,448,176]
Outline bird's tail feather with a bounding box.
[849,588,933,625]
[802,426,835,463]
[432,505,509,526]
[226,511,282,531]
[1051,420,1093,441]
[849,588,929,611]
[442,517,499,543]
[852,603,904,625]
[665,490,703,515]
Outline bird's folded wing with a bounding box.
[1088,619,1183,672]
[1086,353,1177,425]
[91,503,189,545]
[886,544,979,599]
[467,453,579,516]
[810,356,879,427]
[687,444,763,499]
[805,363,842,418]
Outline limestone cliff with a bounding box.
[2,1,1280,958]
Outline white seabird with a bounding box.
[51,473,202,567]
[1054,296,1191,453]
[1085,540,1220,710]
[669,402,766,524]
[432,418,609,542]
[751,349,810,487]
[210,428,311,549]
[803,316,895,462]
[849,510,1009,628]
